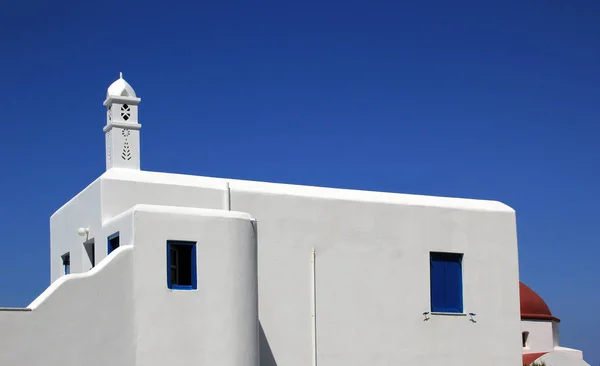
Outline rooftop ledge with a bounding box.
[99,169,515,213]
[0,307,32,312]
[129,204,256,222]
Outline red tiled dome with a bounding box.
[520,282,560,322]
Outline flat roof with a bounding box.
[101,168,514,213]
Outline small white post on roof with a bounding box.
[103,72,142,170]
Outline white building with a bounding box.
[520,282,589,366]
[0,74,587,366]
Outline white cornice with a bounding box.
[103,122,142,132]
[103,96,142,106]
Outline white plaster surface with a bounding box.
[553,321,560,347]
[99,169,227,221]
[43,167,522,366]
[104,74,142,170]
[228,181,521,366]
[520,312,590,365]
[540,350,591,366]
[0,246,135,366]
[554,347,586,359]
[107,74,136,98]
[102,168,514,213]
[522,320,556,354]
[7,204,259,366]
[131,205,258,366]
[50,178,103,281]
[105,126,141,170]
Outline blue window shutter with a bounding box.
[430,254,446,312]
[430,252,463,313]
[445,256,463,313]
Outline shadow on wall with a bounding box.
[260,322,277,366]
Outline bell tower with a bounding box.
[103,72,141,170]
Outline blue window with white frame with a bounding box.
[430,252,463,313]
[107,232,120,254]
[167,241,197,290]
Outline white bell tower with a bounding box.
[103,73,141,170]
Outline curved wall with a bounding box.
[130,205,259,366]
[0,246,134,366]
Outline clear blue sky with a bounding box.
[1,0,598,363]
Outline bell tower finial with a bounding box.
[103,74,142,171]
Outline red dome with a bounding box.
[520,282,560,322]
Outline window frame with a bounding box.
[107,232,120,255]
[429,251,464,314]
[61,252,70,275]
[522,331,530,348]
[166,241,197,290]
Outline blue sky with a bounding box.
[0,0,598,363]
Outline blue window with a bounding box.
[62,252,70,275]
[430,252,463,313]
[108,232,120,254]
[167,241,197,290]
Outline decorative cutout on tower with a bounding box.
[121,104,131,121]
[106,130,112,163]
[121,129,132,161]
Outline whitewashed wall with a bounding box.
[539,350,590,366]
[49,168,226,282]
[227,182,521,366]
[5,204,259,366]
[130,205,259,366]
[50,176,137,282]
[0,246,135,366]
[521,320,589,365]
[50,178,102,281]
[553,321,560,347]
[522,320,555,353]
[100,169,227,221]
[44,169,521,366]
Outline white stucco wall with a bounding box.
[227,181,521,366]
[522,320,555,353]
[100,168,227,221]
[6,204,259,366]
[0,245,135,366]
[130,205,259,366]
[49,168,224,282]
[553,320,560,347]
[554,347,586,359]
[539,350,591,366]
[45,168,521,366]
[49,174,136,282]
[50,178,103,281]
[521,319,589,364]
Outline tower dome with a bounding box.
[107,72,136,98]
[520,282,560,322]
[103,72,141,171]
